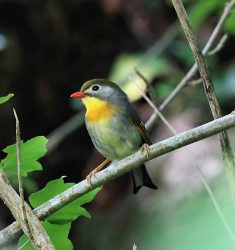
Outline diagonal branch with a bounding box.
[0,172,55,249]
[171,0,235,199]
[146,0,235,130]
[0,112,235,247]
[0,111,55,249]
[135,71,235,243]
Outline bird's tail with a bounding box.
[131,165,157,194]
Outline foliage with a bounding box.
[0,95,101,249]
[18,179,101,250]
[0,94,14,105]
[1,0,235,249]
[29,179,101,224]
[18,222,73,250]
[0,136,47,176]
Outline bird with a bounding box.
[70,79,157,194]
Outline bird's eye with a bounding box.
[92,85,99,91]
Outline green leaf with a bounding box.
[0,93,14,105]
[7,173,38,193]
[29,178,101,224]
[18,221,73,250]
[0,136,48,176]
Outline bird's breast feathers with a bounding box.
[83,96,118,124]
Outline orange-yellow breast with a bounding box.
[82,96,118,124]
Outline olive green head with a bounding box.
[80,79,129,105]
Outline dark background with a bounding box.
[0,0,235,249]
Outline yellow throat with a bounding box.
[83,96,118,123]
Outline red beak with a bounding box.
[70,91,86,98]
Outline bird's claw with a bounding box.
[86,159,111,188]
[86,170,97,189]
[86,173,92,189]
[141,143,150,160]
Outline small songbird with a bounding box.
[70,79,157,194]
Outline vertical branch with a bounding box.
[171,0,235,199]
[13,109,32,240]
[171,0,221,118]
[0,172,55,249]
[11,109,55,249]
[152,0,235,115]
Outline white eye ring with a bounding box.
[92,85,99,91]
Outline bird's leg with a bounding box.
[86,158,111,188]
[141,143,150,160]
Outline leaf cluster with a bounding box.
[0,94,100,249]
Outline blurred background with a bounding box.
[0,0,235,249]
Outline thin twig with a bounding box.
[0,172,55,249]
[153,0,235,115]
[42,0,235,154]
[1,112,235,247]
[45,21,179,154]
[207,34,228,56]
[47,111,85,152]
[172,0,220,116]
[135,72,235,243]
[188,78,202,86]
[135,67,158,104]
[13,109,33,242]
[171,0,235,201]
[195,164,235,243]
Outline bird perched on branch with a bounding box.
[70,79,157,194]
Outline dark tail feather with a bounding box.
[131,165,157,194]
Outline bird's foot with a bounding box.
[86,170,97,189]
[86,159,111,188]
[141,143,150,160]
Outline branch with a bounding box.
[13,109,32,242]
[172,0,220,115]
[46,21,179,154]
[47,111,85,152]
[1,112,235,247]
[147,0,235,126]
[0,172,55,249]
[135,71,235,243]
[171,0,235,199]
[11,109,55,249]
[207,34,228,56]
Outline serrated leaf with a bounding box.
[0,136,48,176]
[29,178,101,224]
[0,93,14,105]
[18,221,73,250]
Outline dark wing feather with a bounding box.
[128,109,152,145]
[126,104,157,193]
